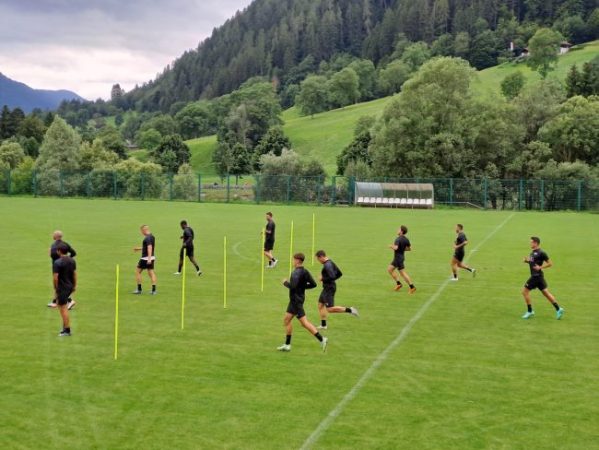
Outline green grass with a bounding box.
[472,40,599,99]
[1,197,598,449]
[186,40,599,176]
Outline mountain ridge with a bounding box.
[0,72,84,113]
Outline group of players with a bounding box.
[48,212,565,344]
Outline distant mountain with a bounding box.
[0,72,84,113]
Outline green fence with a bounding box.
[1,169,598,211]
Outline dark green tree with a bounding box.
[152,134,191,173]
[527,28,563,78]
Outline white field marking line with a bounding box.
[299,213,515,450]
[232,240,260,263]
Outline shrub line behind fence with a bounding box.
[1,169,597,211]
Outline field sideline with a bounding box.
[1,197,598,449]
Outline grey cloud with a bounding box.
[0,0,252,98]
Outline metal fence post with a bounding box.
[6,169,11,195]
[169,173,173,201]
[197,174,202,202]
[331,177,337,205]
[255,175,260,204]
[449,178,454,205]
[518,179,524,210]
[113,171,117,200]
[317,176,322,205]
[577,180,582,211]
[140,172,145,200]
[226,174,231,203]
[86,172,92,197]
[483,178,488,209]
[32,170,37,197]
[540,179,544,211]
[59,171,64,197]
[286,176,291,203]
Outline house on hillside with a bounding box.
[560,42,573,54]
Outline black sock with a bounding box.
[152,285,156,292]
[527,304,533,313]
[178,263,182,272]
[314,332,323,342]
[552,302,560,311]
[321,319,327,326]
[137,284,142,291]
[64,327,70,333]
[409,284,415,289]
[396,280,402,286]
[466,268,473,272]
[285,335,291,345]
[453,273,458,278]
[345,307,351,313]
[194,263,200,271]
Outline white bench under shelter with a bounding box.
[355,182,434,208]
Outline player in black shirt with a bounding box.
[133,225,157,294]
[264,212,278,268]
[277,253,328,352]
[450,224,476,281]
[48,230,77,310]
[521,236,564,319]
[175,220,202,276]
[53,243,77,336]
[388,225,416,294]
[315,250,359,330]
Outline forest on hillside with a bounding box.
[110,0,599,113]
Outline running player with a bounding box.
[521,236,564,320]
[48,230,76,309]
[53,243,77,336]
[388,225,416,294]
[450,224,475,281]
[315,250,358,330]
[277,253,327,352]
[174,220,202,276]
[133,225,157,295]
[264,212,278,268]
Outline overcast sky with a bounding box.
[0,0,254,100]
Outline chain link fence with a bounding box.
[1,169,598,211]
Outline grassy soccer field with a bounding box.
[1,197,598,450]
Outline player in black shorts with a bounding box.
[264,212,278,268]
[277,253,327,352]
[53,243,77,336]
[521,236,564,319]
[315,250,358,330]
[388,225,416,294]
[450,224,476,281]
[174,220,202,276]
[48,230,77,310]
[133,225,157,295]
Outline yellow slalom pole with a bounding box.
[311,212,316,266]
[261,229,265,292]
[289,220,294,276]
[114,264,120,360]
[181,248,187,330]
[224,236,227,309]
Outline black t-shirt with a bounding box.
[321,260,343,287]
[455,232,467,253]
[50,240,76,261]
[528,248,549,277]
[265,220,275,241]
[394,235,411,259]
[284,266,317,304]
[142,234,156,258]
[53,256,76,291]
[182,227,194,247]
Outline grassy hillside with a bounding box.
[186,40,598,176]
[472,40,599,98]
